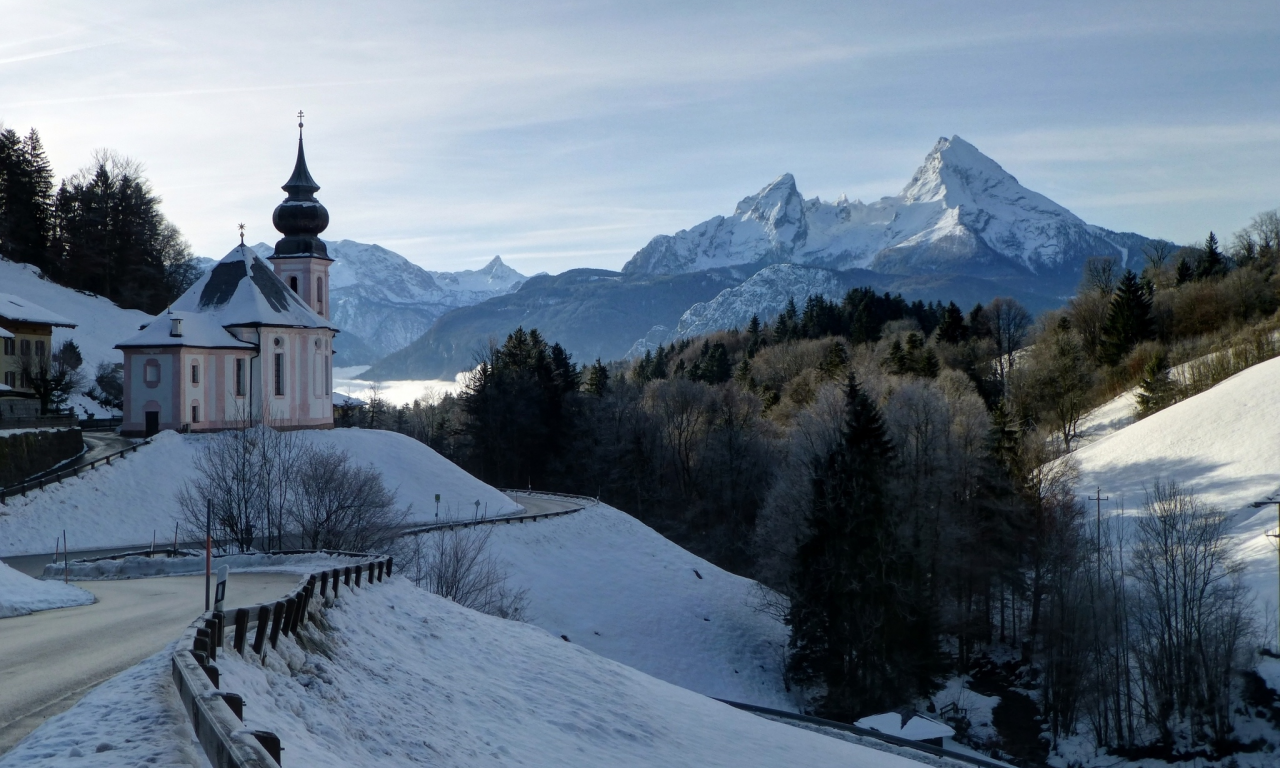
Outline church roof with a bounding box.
[117,244,336,349]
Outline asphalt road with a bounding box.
[0,572,302,754]
[18,432,138,488]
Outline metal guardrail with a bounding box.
[173,553,393,768]
[0,414,78,430]
[714,699,1015,768]
[0,438,149,504]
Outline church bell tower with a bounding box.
[268,111,332,320]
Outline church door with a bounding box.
[144,411,159,437]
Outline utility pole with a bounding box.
[1089,488,1108,579]
[205,498,213,612]
[1251,499,1280,652]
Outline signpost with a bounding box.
[214,565,229,613]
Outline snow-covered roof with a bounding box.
[0,326,12,339]
[0,293,76,328]
[117,244,336,349]
[855,712,955,742]
[116,310,257,350]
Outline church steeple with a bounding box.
[271,111,330,260]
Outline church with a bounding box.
[117,120,339,437]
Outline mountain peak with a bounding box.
[900,134,1024,206]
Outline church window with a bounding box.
[235,358,245,397]
[290,275,299,293]
[144,359,161,387]
[274,353,285,396]
[191,362,200,385]
[325,357,331,395]
[317,277,324,314]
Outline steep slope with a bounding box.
[208,578,930,768]
[362,268,739,380]
[250,241,527,364]
[0,256,151,372]
[1066,354,1280,612]
[474,501,792,709]
[0,428,518,557]
[624,136,1155,285]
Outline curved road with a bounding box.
[0,572,302,753]
[17,432,137,488]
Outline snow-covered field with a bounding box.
[208,577,928,768]
[1067,354,1280,619]
[462,502,793,709]
[0,428,518,557]
[0,257,150,372]
[333,364,468,405]
[0,559,94,618]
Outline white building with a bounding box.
[116,124,339,436]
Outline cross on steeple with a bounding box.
[238,223,246,245]
[297,110,305,137]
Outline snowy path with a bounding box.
[0,572,301,754]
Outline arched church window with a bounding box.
[290,276,299,293]
[317,277,324,314]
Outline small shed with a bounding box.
[855,711,956,747]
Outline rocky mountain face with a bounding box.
[624,136,1151,284]
[364,136,1160,379]
[250,241,527,365]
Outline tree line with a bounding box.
[0,125,200,313]
[341,210,1280,761]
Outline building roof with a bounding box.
[0,327,12,339]
[116,243,336,350]
[0,293,77,328]
[854,712,955,742]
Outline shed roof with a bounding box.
[0,293,76,328]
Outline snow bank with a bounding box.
[215,577,930,768]
[42,550,367,581]
[0,558,93,618]
[1067,355,1280,614]
[0,428,517,557]
[469,502,794,709]
[0,648,204,768]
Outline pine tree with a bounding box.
[818,340,849,379]
[584,358,609,396]
[1098,270,1154,366]
[1135,352,1176,416]
[786,371,938,719]
[746,314,763,356]
[934,301,968,345]
[1174,258,1193,286]
[1197,231,1224,279]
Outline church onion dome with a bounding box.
[271,115,331,261]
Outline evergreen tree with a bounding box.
[1135,352,1176,416]
[584,358,610,396]
[1174,257,1193,286]
[817,340,849,379]
[1098,270,1154,366]
[746,314,763,356]
[0,127,55,270]
[786,371,938,719]
[1197,231,1225,279]
[934,301,968,345]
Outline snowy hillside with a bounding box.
[250,241,526,364]
[473,501,793,709]
[1067,354,1280,612]
[206,578,927,768]
[0,428,519,557]
[0,257,150,372]
[623,136,1153,287]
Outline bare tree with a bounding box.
[289,444,407,552]
[398,526,529,620]
[177,426,269,552]
[1083,256,1121,295]
[987,297,1032,386]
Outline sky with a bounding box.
[1,1,1277,276]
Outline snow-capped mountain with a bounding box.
[249,241,527,364]
[624,136,1151,283]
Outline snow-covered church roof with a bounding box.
[117,243,336,349]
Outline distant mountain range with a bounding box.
[243,241,528,365]
[361,135,1161,380]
